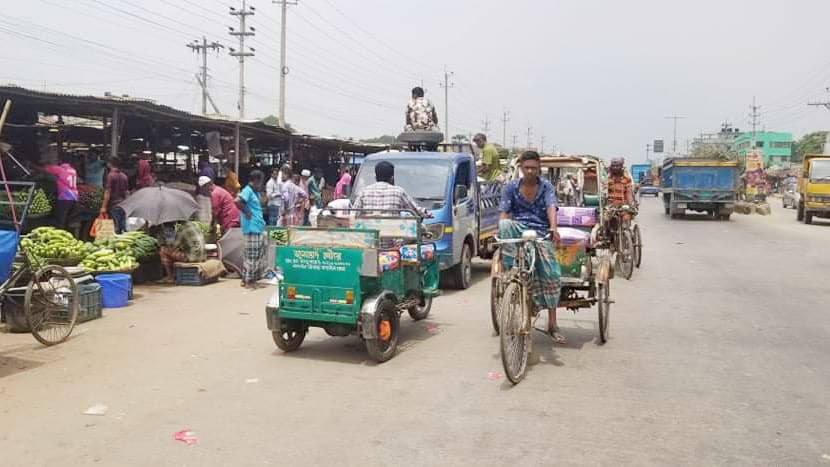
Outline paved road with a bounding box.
[1,198,829,466]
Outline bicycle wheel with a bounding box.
[490,276,502,334]
[25,265,78,346]
[500,281,531,384]
[597,279,610,344]
[615,228,634,280]
[632,225,642,269]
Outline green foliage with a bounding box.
[794,131,828,163]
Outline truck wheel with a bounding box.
[805,212,813,225]
[797,202,805,221]
[450,243,472,289]
[272,319,306,352]
[365,298,399,363]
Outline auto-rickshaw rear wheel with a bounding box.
[272,318,306,352]
[365,298,399,363]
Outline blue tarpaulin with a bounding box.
[0,230,19,283]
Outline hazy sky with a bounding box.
[2,0,830,162]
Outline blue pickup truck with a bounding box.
[661,158,739,220]
[351,150,502,289]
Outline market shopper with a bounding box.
[38,156,79,229]
[198,158,216,182]
[198,176,240,234]
[300,169,312,225]
[282,172,308,227]
[265,168,284,226]
[334,165,352,199]
[223,162,241,197]
[235,170,267,288]
[100,156,129,234]
[158,221,207,283]
[135,156,155,190]
[85,150,106,187]
[307,168,323,209]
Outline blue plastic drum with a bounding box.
[95,273,131,308]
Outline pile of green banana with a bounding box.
[268,228,288,245]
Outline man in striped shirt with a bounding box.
[607,157,634,207]
[352,161,427,218]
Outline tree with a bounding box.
[451,134,468,144]
[260,115,295,133]
[794,131,828,163]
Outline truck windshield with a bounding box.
[809,160,830,180]
[352,159,452,209]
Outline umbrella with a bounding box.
[117,185,199,226]
[217,227,243,275]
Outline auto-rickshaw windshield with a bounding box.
[809,160,830,180]
[352,159,452,208]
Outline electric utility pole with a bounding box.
[440,66,454,142]
[665,115,685,154]
[229,1,256,119]
[646,143,651,163]
[274,0,297,127]
[501,109,510,147]
[526,125,533,149]
[482,115,491,135]
[749,96,762,147]
[187,37,223,115]
[540,135,545,154]
[512,134,518,151]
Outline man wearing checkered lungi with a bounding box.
[498,151,565,344]
[235,170,267,288]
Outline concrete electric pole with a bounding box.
[274,0,297,128]
[749,96,762,147]
[439,66,454,142]
[501,109,510,148]
[526,125,533,150]
[540,135,545,154]
[512,134,518,151]
[646,143,651,163]
[187,37,223,116]
[482,115,491,135]
[665,115,685,154]
[229,0,256,119]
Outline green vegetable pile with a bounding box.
[0,189,52,218]
[268,228,288,245]
[80,248,137,272]
[20,227,89,265]
[94,231,159,259]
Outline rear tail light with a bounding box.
[287,287,296,300]
[345,290,354,304]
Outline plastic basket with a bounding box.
[77,282,103,323]
[175,265,218,286]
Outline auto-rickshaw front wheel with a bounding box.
[408,293,432,321]
[272,318,307,352]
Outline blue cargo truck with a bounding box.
[661,158,739,220]
[630,164,651,184]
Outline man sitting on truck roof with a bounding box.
[405,87,439,131]
[352,161,429,218]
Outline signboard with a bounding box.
[745,150,764,172]
[278,247,362,287]
[653,140,664,153]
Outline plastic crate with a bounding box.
[77,282,103,323]
[175,265,218,286]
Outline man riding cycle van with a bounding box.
[607,157,635,207]
[498,151,565,344]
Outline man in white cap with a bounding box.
[300,169,312,225]
[198,176,240,234]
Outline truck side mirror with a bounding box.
[454,184,469,203]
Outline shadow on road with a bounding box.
[269,317,443,366]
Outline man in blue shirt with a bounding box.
[498,151,564,343]
[235,170,266,288]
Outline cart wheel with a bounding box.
[272,319,306,352]
[597,280,610,344]
[632,225,642,269]
[616,229,635,280]
[25,265,78,346]
[365,298,399,363]
[408,293,432,321]
[500,282,530,384]
[490,276,503,335]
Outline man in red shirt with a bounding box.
[100,156,129,234]
[198,176,240,234]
